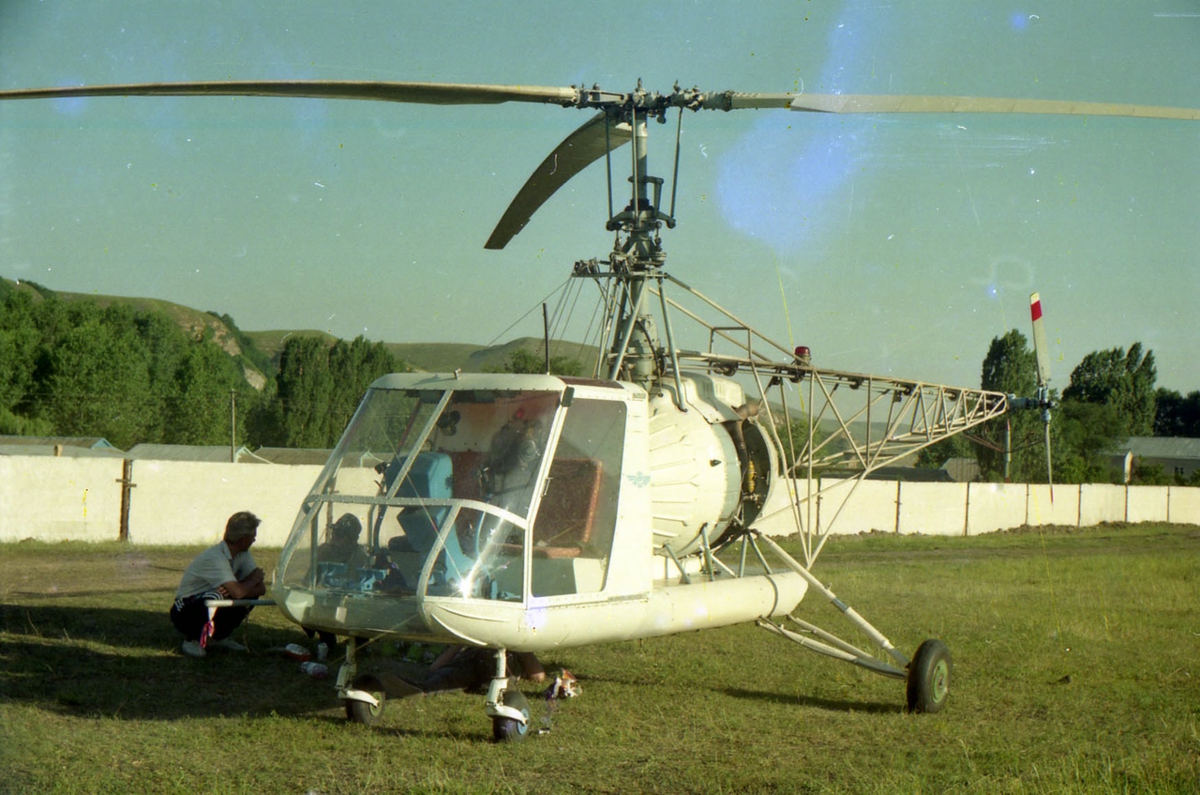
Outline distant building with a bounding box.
[864,465,954,483]
[0,435,125,457]
[940,457,982,483]
[1109,437,1200,483]
[124,443,251,463]
[244,447,333,466]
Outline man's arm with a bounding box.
[216,567,266,599]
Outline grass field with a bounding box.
[2,524,1197,794]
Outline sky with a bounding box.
[1,1,1197,391]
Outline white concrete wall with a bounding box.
[1126,485,1169,523]
[817,479,898,535]
[1026,484,1079,527]
[1169,486,1200,523]
[126,459,324,546]
[1080,484,1128,526]
[0,455,126,542]
[3,455,1199,545]
[898,482,968,536]
[966,482,1027,536]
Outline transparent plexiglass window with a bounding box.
[279,386,562,604]
[530,397,625,597]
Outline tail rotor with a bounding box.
[1029,293,1055,496]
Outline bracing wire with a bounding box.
[484,278,574,349]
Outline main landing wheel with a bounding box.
[906,639,951,714]
[491,689,530,743]
[345,674,386,726]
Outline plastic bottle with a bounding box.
[300,661,329,678]
[284,642,311,661]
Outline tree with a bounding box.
[0,292,41,414]
[1051,400,1125,484]
[1153,388,1200,437]
[1,288,275,446]
[1063,343,1157,437]
[973,330,1044,482]
[271,335,403,449]
[275,336,335,448]
[981,330,1038,398]
[45,310,155,448]
[914,432,974,471]
[327,336,404,444]
[166,342,242,445]
[502,348,583,376]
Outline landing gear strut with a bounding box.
[752,533,953,713]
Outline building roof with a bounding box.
[0,435,118,450]
[1115,437,1200,460]
[124,444,250,462]
[243,447,334,466]
[941,457,982,483]
[244,447,386,469]
[865,466,953,483]
[0,443,127,458]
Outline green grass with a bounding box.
[2,525,1198,794]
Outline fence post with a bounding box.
[893,480,901,533]
[116,458,136,542]
[963,482,971,537]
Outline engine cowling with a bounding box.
[648,375,776,557]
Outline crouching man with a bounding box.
[170,510,267,658]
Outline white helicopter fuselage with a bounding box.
[272,371,806,653]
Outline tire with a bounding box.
[491,689,530,743]
[906,639,951,714]
[345,674,386,725]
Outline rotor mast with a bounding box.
[600,91,680,393]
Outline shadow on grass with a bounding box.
[720,686,898,714]
[574,669,900,714]
[1,603,340,721]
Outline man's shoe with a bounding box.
[208,637,247,652]
[181,640,207,658]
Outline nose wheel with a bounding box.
[906,639,951,713]
[492,689,531,742]
[345,674,386,725]
[485,648,531,743]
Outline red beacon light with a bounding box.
[794,346,812,367]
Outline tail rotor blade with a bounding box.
[1030,293,1051,388]
[1044,422,1054,504]
[1029,292,1055,499]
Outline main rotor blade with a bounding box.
[0,80,579,106]
[485,113,632,250]
[788,93,1200,121]
[4,81,1196,121]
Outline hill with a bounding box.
[2,278,597,380]
[2,278,274,390]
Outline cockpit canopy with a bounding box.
[276,373,628,634]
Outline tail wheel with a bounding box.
[906,639,951,714]
[345,674,386,725]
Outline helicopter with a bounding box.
[2,79,1195,741]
